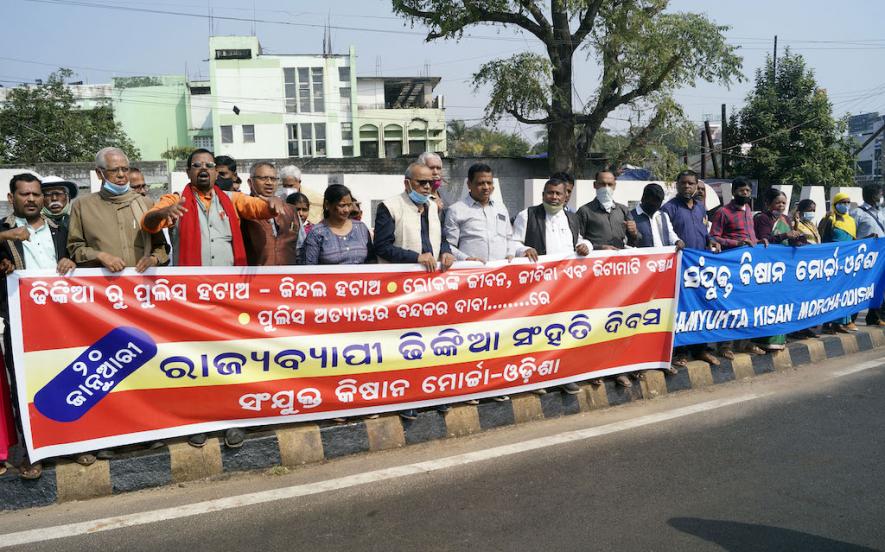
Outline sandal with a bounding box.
[719,348,735,360]
[664,365,680,375]
[632,371,646,381]
[19,462,42,480]
[615,374,633,388]
[74,453,96,466]
[0,464,7,477]
[589,378,604,386]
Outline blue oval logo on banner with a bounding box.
[33,327,158,422]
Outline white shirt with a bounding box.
[14,217,57,270]
[511,208,592,256]
[635,205,680,247]
[444,197,514,261]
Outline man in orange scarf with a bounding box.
[141,149,284,450]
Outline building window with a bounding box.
[193,136,213,149]
[283,67,325,114]
[339,87,351,111]
[215,49,251,60]
[220,125,233,144]
[287,124,299,157]
[342,145,353,157]
[287,123,326,158]
[284,68,296,113]
[341,122,353,141]
[242,124,255,143]
[312,67,324,112]
[338,66,350,83]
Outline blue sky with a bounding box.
[3,0,884,144]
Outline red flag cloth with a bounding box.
[0,355,17,462]
[177,184,247,266]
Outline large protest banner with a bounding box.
[9,249,677,462]
[675,239,885,346]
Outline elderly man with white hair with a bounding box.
[67,147,168,273]
[279,164,323,224]
[417,151,449,209]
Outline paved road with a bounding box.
[2,349,885,551]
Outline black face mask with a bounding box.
[215,176,234,191]
[733,195,752,206]
[641,202,659,215]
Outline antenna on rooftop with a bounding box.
[251,0,256,36]
[375,56,382,76]
[323,14,332,57]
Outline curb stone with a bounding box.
[3,327,884,511]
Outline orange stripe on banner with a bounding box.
[19,255,676,352]
[28,331,672,448]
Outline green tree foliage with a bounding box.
[161,145,197,161]
[730,50,855,193]
[447,120,531,157]
[392,0,742,175]
[0,68,139,164]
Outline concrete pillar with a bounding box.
[799,186,827,225]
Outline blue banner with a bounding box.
[674,238,885,346]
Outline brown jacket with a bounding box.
[241,202,300,266]
[67,189,169,267]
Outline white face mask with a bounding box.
[595,186,614,208]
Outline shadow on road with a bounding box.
[668,517,881,551]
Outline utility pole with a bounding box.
[721,103,728,178]
[705,120,720,178]
[772,35,778,82]
[700,129,707,179]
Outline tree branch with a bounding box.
[506,108,553,125]
[515,0,552,38]
[571,0,604,47]
[611,108,669,169]
[397,1,548,43]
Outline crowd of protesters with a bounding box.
[2,146,883,480]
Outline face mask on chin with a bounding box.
[733,195,751,206]
[102,180,130,195]
[543,202,564,216]
[408,189,430,205]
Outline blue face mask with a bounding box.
[835,203,849,215]
[102,180,130,195]
[408,189,430,205]
[802,212,816,222]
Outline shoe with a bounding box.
[845,322,858,332]
[562,383,581,395]
[615,374,632,388]
[398,409,418,421]
[188,433,208,448]
[719,348,735,360]
[95,449,115,460]
[531,388,547,395]
[224,428,245,449]
[492,395,510,402]
[696,350,720,366]
[435,405,451,413]
[835,325,851,334]
[744,345,766,355]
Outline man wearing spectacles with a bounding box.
[241,161,300,266]
[128,168,148,198]
[141,149,285,271]
[374,162,455,273]
[67,147,169,274]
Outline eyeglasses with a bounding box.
[253,176,280,183]
[412,179,435,187]
[190,162,217,169]
[43,191,68,199]
[103,167,130,174]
